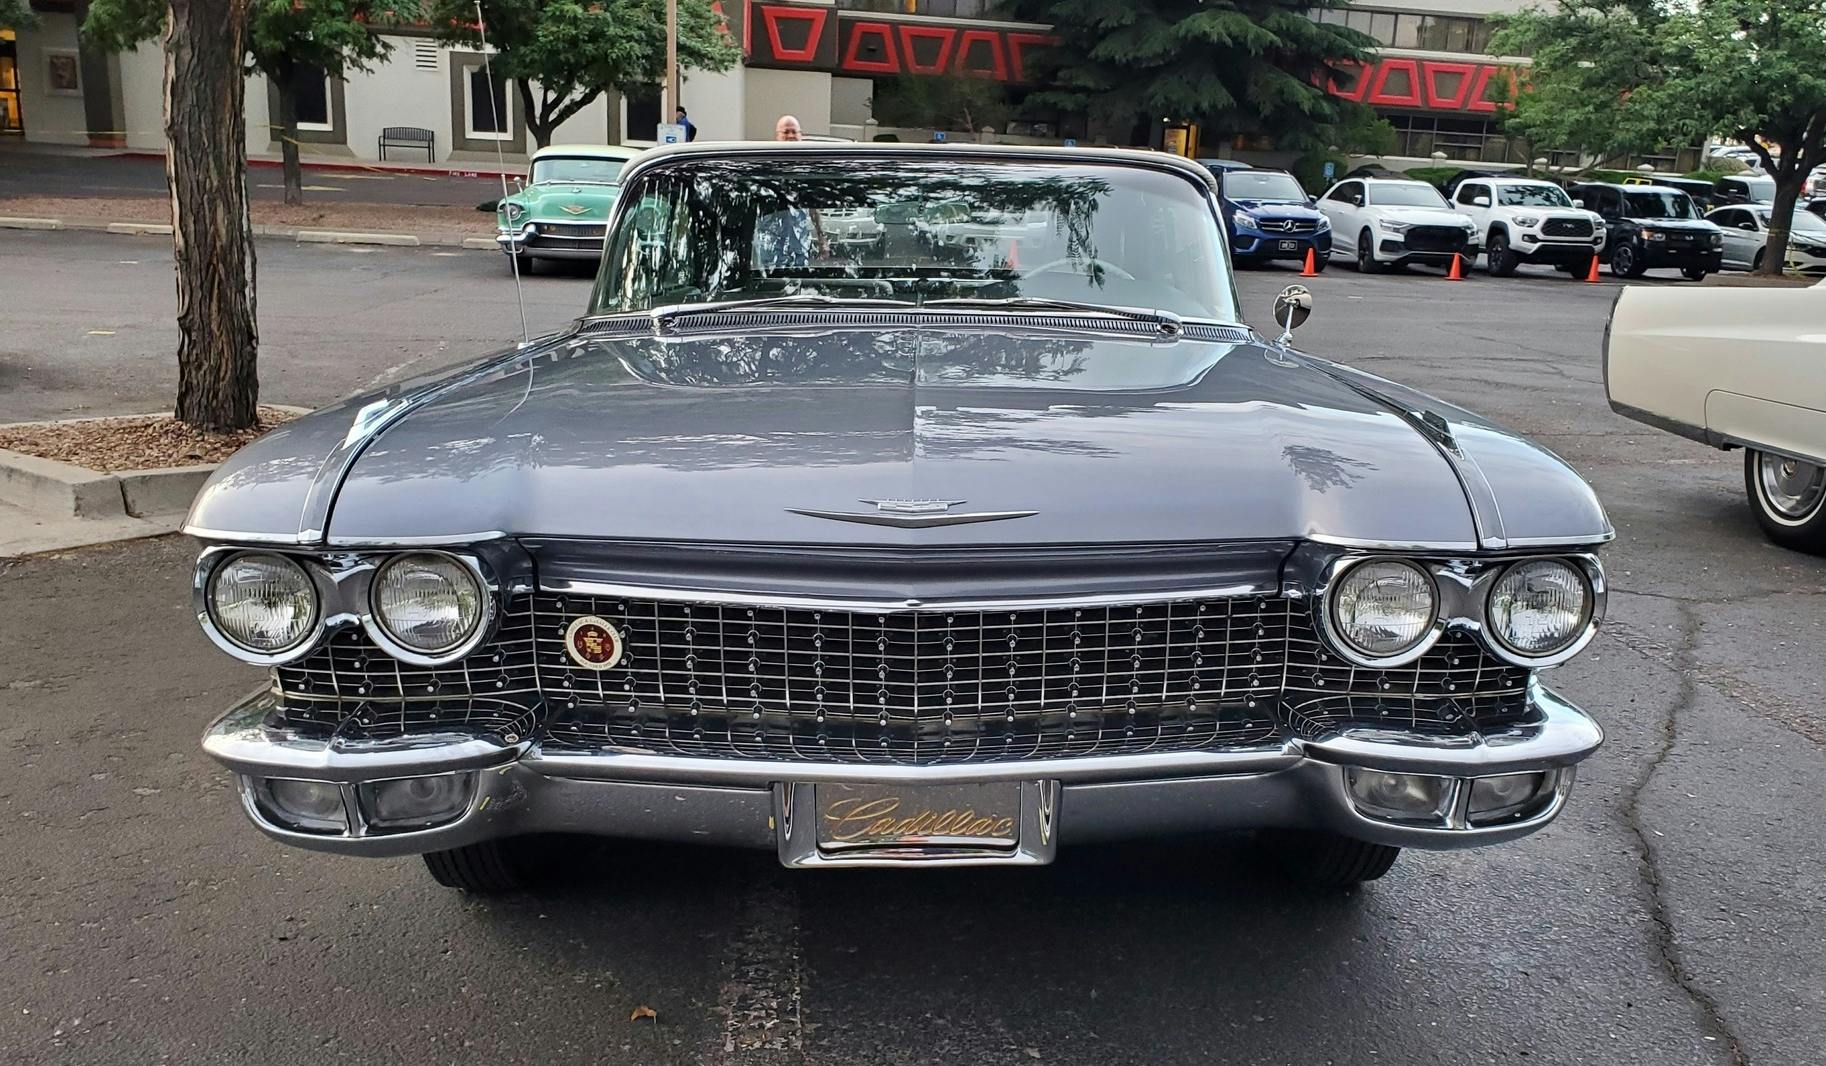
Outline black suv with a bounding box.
[1569,182,1724,280]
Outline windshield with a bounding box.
[532,157,629,185]
[1223,171,1308,202]
[1497,183,1573,208]
[1738,180,1776,203]
[1623,190,1698,219]
[592,157,1236,321]
[1370,183,1448,208]
[1792,210,1826,237]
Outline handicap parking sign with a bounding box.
[657,122,688,145]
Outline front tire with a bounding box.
[1356,230,1382,274]
[1309,253,1330,273]
[1745,449,1826,553]
[1681,265,1709,281]
[423,839,547,893]
[1486,230,1519,276]
[1260,830,1400,888]
[1610,243,1644,278]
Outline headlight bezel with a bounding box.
[364,550,495,666]
[196,549,329,664]
[1319,557,1445,668]
[1315,553,1605,670]
[1484,558,1598,665]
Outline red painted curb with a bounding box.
[109,150,516,180]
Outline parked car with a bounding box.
[496,144,643,272]
[1317,177,1480,273]
[1706,204,1826,275]
[1804,197,1826,221]
[1606,285,1826,551]
[1451,177,1605,277]
[1217,168,1332,270]
[1196,157,1252,175]
[1569,182,1723,279]
[1624,174,1718,211]
[1713,173,1776,206]
[188,142,1611,892]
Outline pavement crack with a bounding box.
[711,875,805,1065]
[1619,602,1751,1066]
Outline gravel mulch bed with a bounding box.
[0,407,299,472]
[0,196,491,236]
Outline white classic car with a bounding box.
[1605,283,1826,551]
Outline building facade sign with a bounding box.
[744,1,1059,84]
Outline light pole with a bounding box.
[665,0,678,122]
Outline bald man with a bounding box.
[768,114,826,256]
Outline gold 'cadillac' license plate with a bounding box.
[814,782,1021,851]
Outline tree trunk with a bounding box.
[516,79,551,149]
[1762,157,1803,277]
[274,61,304,206]
[165,0,259,431]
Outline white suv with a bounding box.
[1317,178,1479,273]
[1453,178,1606,277]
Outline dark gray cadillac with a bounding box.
[189,143,1609,891]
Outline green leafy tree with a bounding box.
[429,0,739,149]
[1494,0,1826,275]
[1000,0,1376,149]
[86,0,392,204]
[871,74,1013,136]
[1,0,38,29]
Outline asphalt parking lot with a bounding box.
[2,233,1823,1065]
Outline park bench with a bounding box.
[378,126,436,162]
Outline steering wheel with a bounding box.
[1019,257,1138,282]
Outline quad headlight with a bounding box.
[1487,559,1592,658]
[371,553,486,656]
[501,202,526,223]
[206,552,319,654]
[1328,559,1439,662]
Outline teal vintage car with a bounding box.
[496,144,644,272]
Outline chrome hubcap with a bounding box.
[1759,453,1826,520]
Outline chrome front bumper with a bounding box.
[204,681,1602,864]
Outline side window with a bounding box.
[1593,189,1618,216]
[1455,183,1485,206]
[1327,181,1362,205]
[1714,209,1742,229]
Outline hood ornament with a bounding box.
[788,499,1037,529]
[560,203,590,215]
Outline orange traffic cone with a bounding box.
[1444,253,1464,281]
[1299,248,1319,277]
[1584,255,1601,283]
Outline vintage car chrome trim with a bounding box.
[1301,681,1601,774]
[785,506,1039,529]
[204,690,528,780]
[1714,433,1826,468]
[535,577,1276,613]
[1313,555,1446,669]
[184,526,314,545]
[325,531,512,548]
[771,780,1061,868]
[360,551,501,668]
[193,550,341,666]
[1304,533,1481,552]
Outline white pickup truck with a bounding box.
[1451,177,1606,278]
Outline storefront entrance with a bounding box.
[0,30,23,136]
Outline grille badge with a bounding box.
[560,203,590,216]
[788,499,1037,528]
[564,615,624,670]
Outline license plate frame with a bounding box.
[1277,239,1300,251]
[774,780,1060,868]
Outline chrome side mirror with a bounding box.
[1273,284,1313,346]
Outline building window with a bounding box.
[626,84,660,141]
[465,66,511,139]
[1313,8,1496,55]
[1384,114,1527,164]
[835,0,994,17]
[288,63,333,131]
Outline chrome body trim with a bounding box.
[534,577,1277,613]
[772,780,1061,868]
[202,680,1601,860]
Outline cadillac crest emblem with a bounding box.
[560,203,590,216]
[563,615,624,670]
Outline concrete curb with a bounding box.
[21,217,491,248]
[0,448,127,518]
[296,230,421,247]
[0,406,314,523]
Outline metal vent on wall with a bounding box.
[414,41,439,71]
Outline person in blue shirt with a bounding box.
[675,106,698,142]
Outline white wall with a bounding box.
[16,13,88,145]
[119,43,164,150]
[829,76,872,129]
[742,68,832,140]
[681,65,746,142]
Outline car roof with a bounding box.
[1483,176,1559,186]
[532,144,644,161]
[622,141,1218,186]
[1359,177,1435,186]
[1196,158,1253,170]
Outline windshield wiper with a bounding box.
[920,296,1185,334]
[649,292,917,326]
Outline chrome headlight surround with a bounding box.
[361,550,496,667]
[193,549,332,665]
[1310,552,1606,671]
[1317,556,1445,668]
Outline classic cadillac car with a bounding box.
[1606,283,1826,552]
[190,143,1611,892]
[495,143,642,271]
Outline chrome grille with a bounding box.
[534,595,1287,764]
[267,593,1532,762]
[536,222,606,239]
[1259,217,1318,234]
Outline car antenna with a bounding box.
[475,0,531,348]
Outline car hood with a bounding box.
[1228,199,1323,219]
[511,183,620,220]
[1623,216,1716,231]
[1369,206,1471,227]
[183,323,1607,551]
